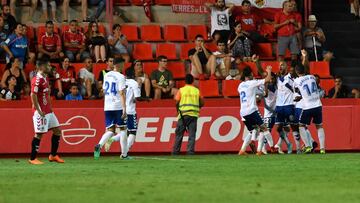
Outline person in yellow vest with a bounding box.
[172,74,204,155]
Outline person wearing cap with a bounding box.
[172,74,204,155]
[303,15,333,61]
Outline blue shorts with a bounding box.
[263,116,275,130]
[300,106,323,125]
[105,110,126,129]
[243,111,264,131]
[126,114,138,132]
[294,108,303,124]
[275,105,295,125]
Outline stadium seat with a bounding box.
[72,63,86,75]
[155,0,172,5]
[261,61,280,73]
[156,43,177,60]
[132,43,154,60]
[180,43,195,60]
[310,61,331,78]
[167,62,186,79]
[122,62,132,74]
[113,0,130,6]
[92,63,107,80]
[175,80,185,88]
[143,62,158,76]
[319,78,335,95]
[0,64,6,79]
[120,25,140,41]
[140,25,163,41]
[187,25,208,41]
[205,42,217,52]
[253,43,275,60]
[222,79,241,97]
[130,0,143,5]
[164,25,186,42]
[199,80,221,97]
[83,23,106,35]
[24,63,35,80]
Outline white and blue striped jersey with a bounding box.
[276,73,295,107]
[293,75,322,110]
[238,79,265,117]
[103,71,126,111]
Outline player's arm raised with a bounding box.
[264,65,272,83]
[252,55,265,76]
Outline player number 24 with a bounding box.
[104,81,117,95]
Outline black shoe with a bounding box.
[171,152,180,155]
[311,141,318,152]
[187,152,195,155]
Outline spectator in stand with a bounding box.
[1,58,27,93]
[125,60,151,99]
[289,0,303,48]
[65,83,83,100]
[234,0,269,43]
[2,23,28,67]
[38,21,64,61]
[87,0,106,22]
[228,21,252,63]
[1,5,16,34]
[107,24,130,63]
[0,75,20,100]
[151,55,178,100]
[274,0,301,61]
[205,0,235,42]
[0,16,8,58]
[314,74,325,98]
[85,21,107,63]
[21,81,31,100]
[62,0,88,23]
[63,20,89,62]
[212,40,233,78]
[352,88,360,98]
[78,57,98,99]
[97,57,114,97]
[354,0,359,20]
[188,34,217,80]
[328,76,351,98]
[39,0,58,23]
[225,68,241,80]
[303,15,333,62]
[54,57,77,99]
[21,24,36,65]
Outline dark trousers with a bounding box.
[172,116,198,155]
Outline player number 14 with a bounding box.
[303,82,317,96]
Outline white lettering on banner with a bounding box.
[210,116,241,142]
[136,117,159,142]
[160,117,177,142]
[136,116,241,143]
[60,116,96,145]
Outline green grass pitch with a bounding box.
[1,154,360,203]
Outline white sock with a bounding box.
[257,132,265,152]
[118,131,128,157]
[251,129,258,141]
[241,132,252,151]
[306,128,314,143]
[98,131,114,147]
[264,132,273,147]
[276,137,282,147]
[127,134,136,151]
[317,128,325,149]
[112,134,121,142]
[283,131,290,145]
[293,131,301,150]
[299,126,311,147]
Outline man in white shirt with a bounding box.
[94,63,129,159]
[238,65,272,155]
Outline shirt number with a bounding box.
[104,81,117,95]
[240,91,247,102]
[303,82,317,96]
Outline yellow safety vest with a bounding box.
[178,85,201,118]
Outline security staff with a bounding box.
[172,74,204,155]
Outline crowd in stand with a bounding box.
[0,0,359,101]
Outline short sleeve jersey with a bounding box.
[103,71,126,111]
[276,73,295,106]
[31,73,52,114]
[238,79,265,117]
[293,75,322,110]
[125,79,141,115]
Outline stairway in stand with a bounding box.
[313,0,360,89]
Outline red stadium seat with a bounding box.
[131,0,143,5]
[164,25,186,42]
[253,43,275,60]
[205,42,217,52]
[140,25,163,41]
[155,0,172,5]
[132,43,154,60]
[156,43,177,60]
[167,62,186,79]
[261,61,280,74]
[222,79,241,97]
[187,25,208,41]
[319,78,335,95]
[199,80,221,97]
[0,64,6,79]
[310,61,331,78]
[92,63,107,80]
[122,62,132,74]
[175,80,185,88]
[180,43,195,60]
[120,25,140,41]
[240,62,259,77]
[113,0,130,5]
[143,62,158,76]
[72,63,86,75]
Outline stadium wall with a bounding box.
[0,99,360,154]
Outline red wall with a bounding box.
[0,99,359,154]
